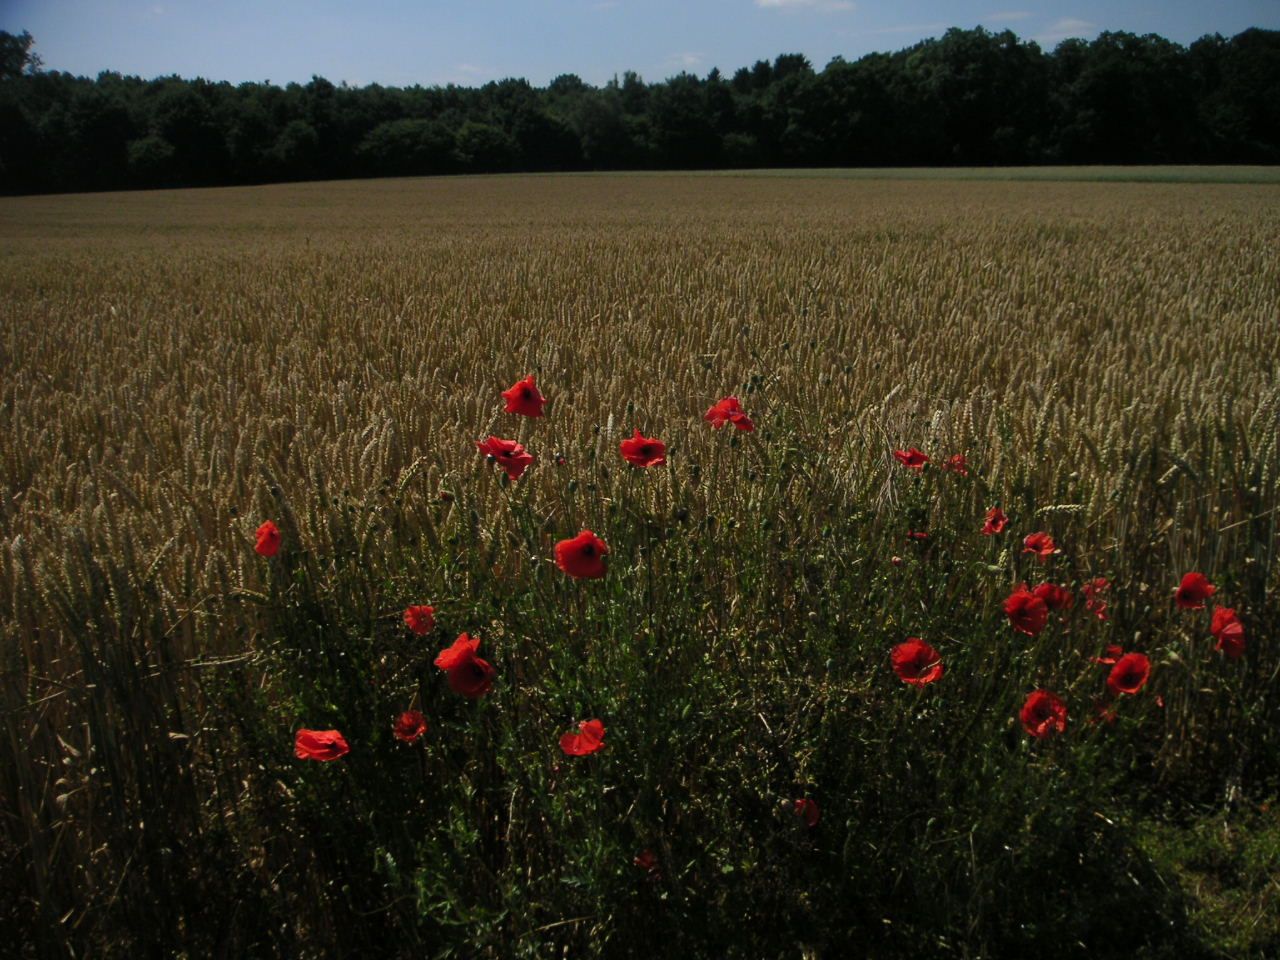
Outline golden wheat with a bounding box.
[1,172,1278,949]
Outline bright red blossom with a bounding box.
[942,453,969,476]
[893,447,929,471]
[476,436,535,481]
[1211,607,1246,659]
[1106,653,1151,696]
[1020,690,1068,739]
[891,638,944,686]
[619,429,667,468]
[1210,606,1238,638]
[1175,572,1215,610]
[559,719,606,756]
[294,728,349,761]
[1022,532,1060,562]
[981,506,1009,536]
[794,798,820,828]
[255,520,281,557]
[704,396,755,432]
[434,632,480,671]
[1004,585,1050,637]
[403,604,435,635]
[1032,583,1074,611]
[434,633,496,699]
[393,710,428,743]
[1216,623,1246,659]
[501,375,546,417]
[555,529,609,580]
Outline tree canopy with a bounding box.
[1,26,1277,194]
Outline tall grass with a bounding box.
[1,174,1278,957]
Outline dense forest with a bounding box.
[1,25,1277,195]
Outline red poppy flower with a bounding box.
[1107,652,1151,695]
[255,520,281,557]
[633,849,660,877]
[434,632,496,699]
[1211,607,1246,659]
[1082,577,1110,620]
[1022,532,1060,562]
[890,638,944,686]
[1174,572,1215,610]
[393,710,428,743]
[501,375,546,418]
[793,797,820,828]
[906,530,929,541]
[704,396,755,432]
[1020,690,1068,739]
[893,448,929,471]
[1004,585,1049,636]
[1091,644,1124,665]
[942,453,969,476]
[476,436,535,481]
[1032,583,1074,611]
[619,429,667,468]
[1082,577,1110,603]
[403,604,435,636]
[1210,606,1237,640]
[294,728,349,761]
[559,719,606,756]
[555,529,609,579]
[981,506,1009,536]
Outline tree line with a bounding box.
[1,26,1277,195]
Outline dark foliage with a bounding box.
[1,26,1278,195]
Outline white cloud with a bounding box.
[439,63,496,84]
[757,0,856,12]
[662,52,705,70]
[1035,17,1097,43]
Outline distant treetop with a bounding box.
[1,26,1277,194]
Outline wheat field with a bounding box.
[2,173,1279,957]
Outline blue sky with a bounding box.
[3,0,1277,88]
